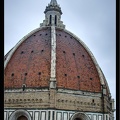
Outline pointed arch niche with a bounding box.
[9,109,31,120]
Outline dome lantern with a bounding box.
[40,0,65,28]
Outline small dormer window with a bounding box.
[22,84,26,91]
[11,73,14,77]
[25,73,27,76]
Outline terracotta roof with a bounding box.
[4,27,102,92]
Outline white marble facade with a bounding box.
[4,109,113,120]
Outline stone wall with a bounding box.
[4,90,50,108]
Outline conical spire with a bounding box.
[44,0,62,14]
[50,0,58,5]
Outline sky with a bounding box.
[4,0,116,117]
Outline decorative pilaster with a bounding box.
[49,26,57,109]
[50,26,56,89]
[49,89,56,108]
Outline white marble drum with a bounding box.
[5,109,105,120]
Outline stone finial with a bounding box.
[50,0,58,5]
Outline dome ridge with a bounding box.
[4,27,43,69]
[63,28,105,85]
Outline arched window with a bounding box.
[9,109,31,120]
[55,15,57,26]
[17,115,28,120]
[49,15,52,25]
[70,112,90,120]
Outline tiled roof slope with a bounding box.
[4,27,101,92]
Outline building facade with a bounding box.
[4,0,115,120]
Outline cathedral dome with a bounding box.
[4,0,111,95]
[5,26,104,93]
[4,1,115,120]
